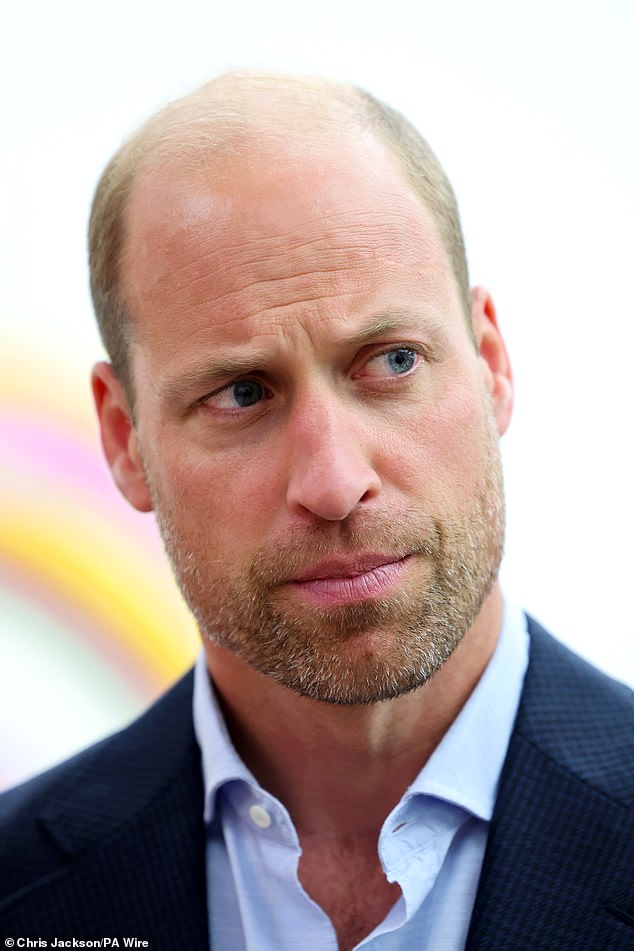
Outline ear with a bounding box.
[91,362,153,512]
[470,286,513,436]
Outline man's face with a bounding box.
[106,134,510,704]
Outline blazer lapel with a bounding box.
[2,672,209,948]
[466,620,634,949]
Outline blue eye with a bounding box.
[203,378,267,411]
[230,380,264,407]
[358,346,421,381]
[386,348,417,374]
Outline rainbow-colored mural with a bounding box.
[0,345,199,790]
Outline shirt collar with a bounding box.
[404,599,529,821]
[193,600,529,825]
[193,650,257,823]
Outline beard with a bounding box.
[148,413,505,706]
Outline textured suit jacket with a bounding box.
[1,618,632,949]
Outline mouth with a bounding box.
[284,554,413,607]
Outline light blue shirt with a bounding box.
[193,601,529,950]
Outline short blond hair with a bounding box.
[88,72,471,401]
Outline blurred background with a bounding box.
[2,0,632,790]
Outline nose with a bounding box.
[285,393,382,521]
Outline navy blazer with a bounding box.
[1,618,632,949]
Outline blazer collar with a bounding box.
[466,617,634,948]
[6,671,209,944]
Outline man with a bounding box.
[1,72,632,949]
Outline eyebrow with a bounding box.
[159,313,427,406]
[159,352,273,406]
[347,315,404,343]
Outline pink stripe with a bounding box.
[0,557,166,699]
[0,410,160,550]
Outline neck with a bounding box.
[204,584,504,838]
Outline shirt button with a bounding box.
[249,804,272,829]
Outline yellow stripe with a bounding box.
[0,501,198,683]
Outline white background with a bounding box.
[2,0,632,778]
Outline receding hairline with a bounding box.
[126,72,394,167]
[89,70,473,407]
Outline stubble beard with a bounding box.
[148,418,505,706]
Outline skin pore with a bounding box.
[92,126,513,949]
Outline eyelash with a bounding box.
[356,345,423,379]
[199,344,425,413]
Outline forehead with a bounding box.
[120,134,462,367]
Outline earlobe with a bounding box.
[470,286,514,436]
[91,362,153,512]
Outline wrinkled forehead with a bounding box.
[118,132,457,362]
[124,126,423,231]
[125,133,445,274]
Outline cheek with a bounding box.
[379,384,493,506]
[148,434,279,552]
